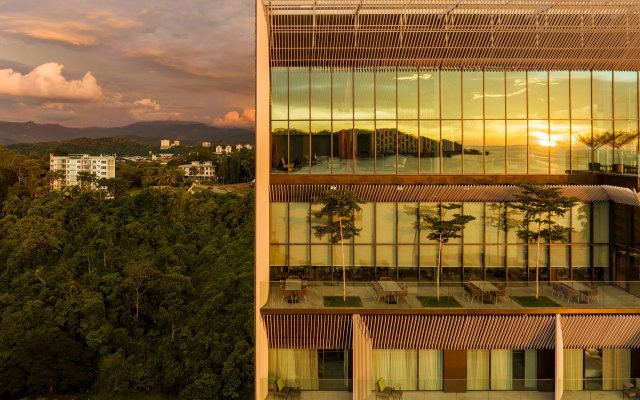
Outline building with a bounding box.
[256,2,640,400]
[177,161,215,181]
[49,154,115,190]
[215,145,224,154]
[172,139,181,147]
[225,145,232,153]
[202,141,212,148]
[160,139,171,150]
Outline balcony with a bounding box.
[261,280,640,312]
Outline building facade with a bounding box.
[256,2,640,399]
[49,154,116,190]
[178,161,216,181]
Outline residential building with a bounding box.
[215,145,224,154]
[225,145,232,153]
[160,139,171,150]
[178,161,215,181]
[256,2,640,400]
[202,141,212,148]
[49,154,115,190]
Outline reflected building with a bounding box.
[255,2,640,399]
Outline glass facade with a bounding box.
[269,201,611,282]
[271,68,640,176]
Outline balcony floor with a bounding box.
[265,390,624,400]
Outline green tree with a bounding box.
[418,203,475,300]
[508,183,579,298]
[312,189,365,300]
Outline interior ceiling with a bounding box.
[263,0,640,70]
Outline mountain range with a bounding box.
[0,120,255,146]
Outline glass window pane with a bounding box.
[398,121,419,173]
[376,122,396,174]
[529,120,549,174]
[398,70,418,119]
[593,203,609,243]
[614,71,638,120]
[311,245,331,266]
[332,121,353,174]
[485,202,507,244]
[289,121,310,173]
[376,69,397,120]
[593,120,613,170]
[613,120,638,170]
[571,203,590,244]
[376,203,396,243]
[270,203,288,243]
[571,120,592,172]
[442,120,462,173]
[463,202,484,244]
[289,203,310,244]
[420,120,440,174]
[507,245,526,268]
[463,71,483,119]
[571,71,591,119]
[549,71,570,119]
[270,244,287,266]
[398,244,418,267]
[333,69,353,119]
[550,245,569,269]
[310,68,331,119]
[442,245,461,281]
[354,69,375,119]
[271,67,288,120]
[376,244,396,269]
[486,245,505,269]
[290,245,309,266]
[463,120,484,174]
[354,245,373,266]
[420,244,437,268]
[355,121,375,174]
[507,208,525,244]
[485,71,505,119]
[289,67,309,119]
[485,120,506,174]
[441,71,461,119]
[272,121,289,173]
[571,245,590,273]
[311,121,332,174]
[420,70,440,119]
[506,72,527,119]
[593,245,609,280]
[398,202,418,243]
[593,71,613,119]
[464,245,483,280]
[550,120,570,174]
[310,202,329,244]
[507,120,527,174]
[528,71,548,119]
[355,203,374,243]
[419,203,439,244]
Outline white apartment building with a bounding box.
[49,154,116,190]
[178,161,215,181]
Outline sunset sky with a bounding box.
[0,0,255,128]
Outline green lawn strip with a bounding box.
[323,296,363,307]
[511,296,561,307]
[416,296,462,308]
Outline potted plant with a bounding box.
[611,131,638,174]
[575,131,612,172]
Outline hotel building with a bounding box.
[49,154,116,190]
[255,1,640,399]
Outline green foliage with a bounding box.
[0,147,255,398]
[311,189,365,244]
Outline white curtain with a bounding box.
[269,348,319,390]
[372,349,418,390]
[467,349,490,390]
[490,349,513,390]
[418,350,443,390]
[524,349,538,389]
[563,349,584,391]
[602,348,631,390]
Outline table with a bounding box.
[378,281,402,304]
[470,280,500,303]
[559,281,593,303]
[285,279,302,303]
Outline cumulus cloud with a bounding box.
[129,97,182,120]
[0,62,103,101]
[213,107,255,127]
[36,102,78,121]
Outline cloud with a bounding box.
[36,102,78,121]
[129,97,182,120]
[0,62,103,101]
[213,107,255,127]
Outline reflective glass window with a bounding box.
[398,70,418,119]
[528,120,549,174]
[463,202,484,244]
[289,121,310,173]
[354,121,375,174]
[463,71,483,119]
[310,202,329,244]
[442,120,462,173]
[398,203,419,243]
[376,69,397,120]
[463,120,484,174]
[485,202,507,245]
[271,67,288,120]
[485,120,506,174]
[592,71,613,119]
[550,120,570,174]
[354,245,374,266]
[419,70,440,119]
[506,72,527,119]
[420,121,440,174]
[310,121,332,175]
[289,67,309,119]
[270,203,288,243]
[376,122,397,174]
[613,120,638,169]
[549,71,570,119]
[272,121,289,172]
[397,121,419,173]
[593,120,613,169]
[441,71,461,119]
[571,120,592,172]
[310,68,331,119]
[376,203,396,243]
[376,245,396,274]
[354,203,374,243]
[332,121,353,174]
[289,203,310,243]
[570,71,591,119]
[289,244,309,266]
[354,69,375,119]
[485,71,505,119]
[593,203,609,243]
[614,71,638,120]
[311,244,331,266]
[507,120,527,174]
[270,244,287,266]
[571,204,590,244]
[528,71,548,119]
[333,69,353,119]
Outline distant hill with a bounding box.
[0,120,254,146]
[7,136,156,157]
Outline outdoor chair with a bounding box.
[396,283,409,304]
[623,379,640,399]
[375,378,394,399]
[273,377,300,400]
[494,283,507,303]
[563,286,581,303]
[551,282,563,298]
[586,284,599,304]
[372,282,388,303]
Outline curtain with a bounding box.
[524,349,538,389]
[269,349,319,390]
[602,348,631,390]
[373,349,418,390]
[467,349,490,390]
[563,349,584,391]
[490,349,513,390]
[418,350,443,390]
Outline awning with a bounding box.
[560,314,640,348]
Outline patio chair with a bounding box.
[372,282,388,303]
[586,284,599,304]
[563,286,581,303]
[396,283,409,304]
[551,282,563,298]
[273,377,300,400]
[279,281,292,303]
[375,378,394,399]
[494,283,507,303]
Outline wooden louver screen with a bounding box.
[263,314,353,349]
[561,314,640,348]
